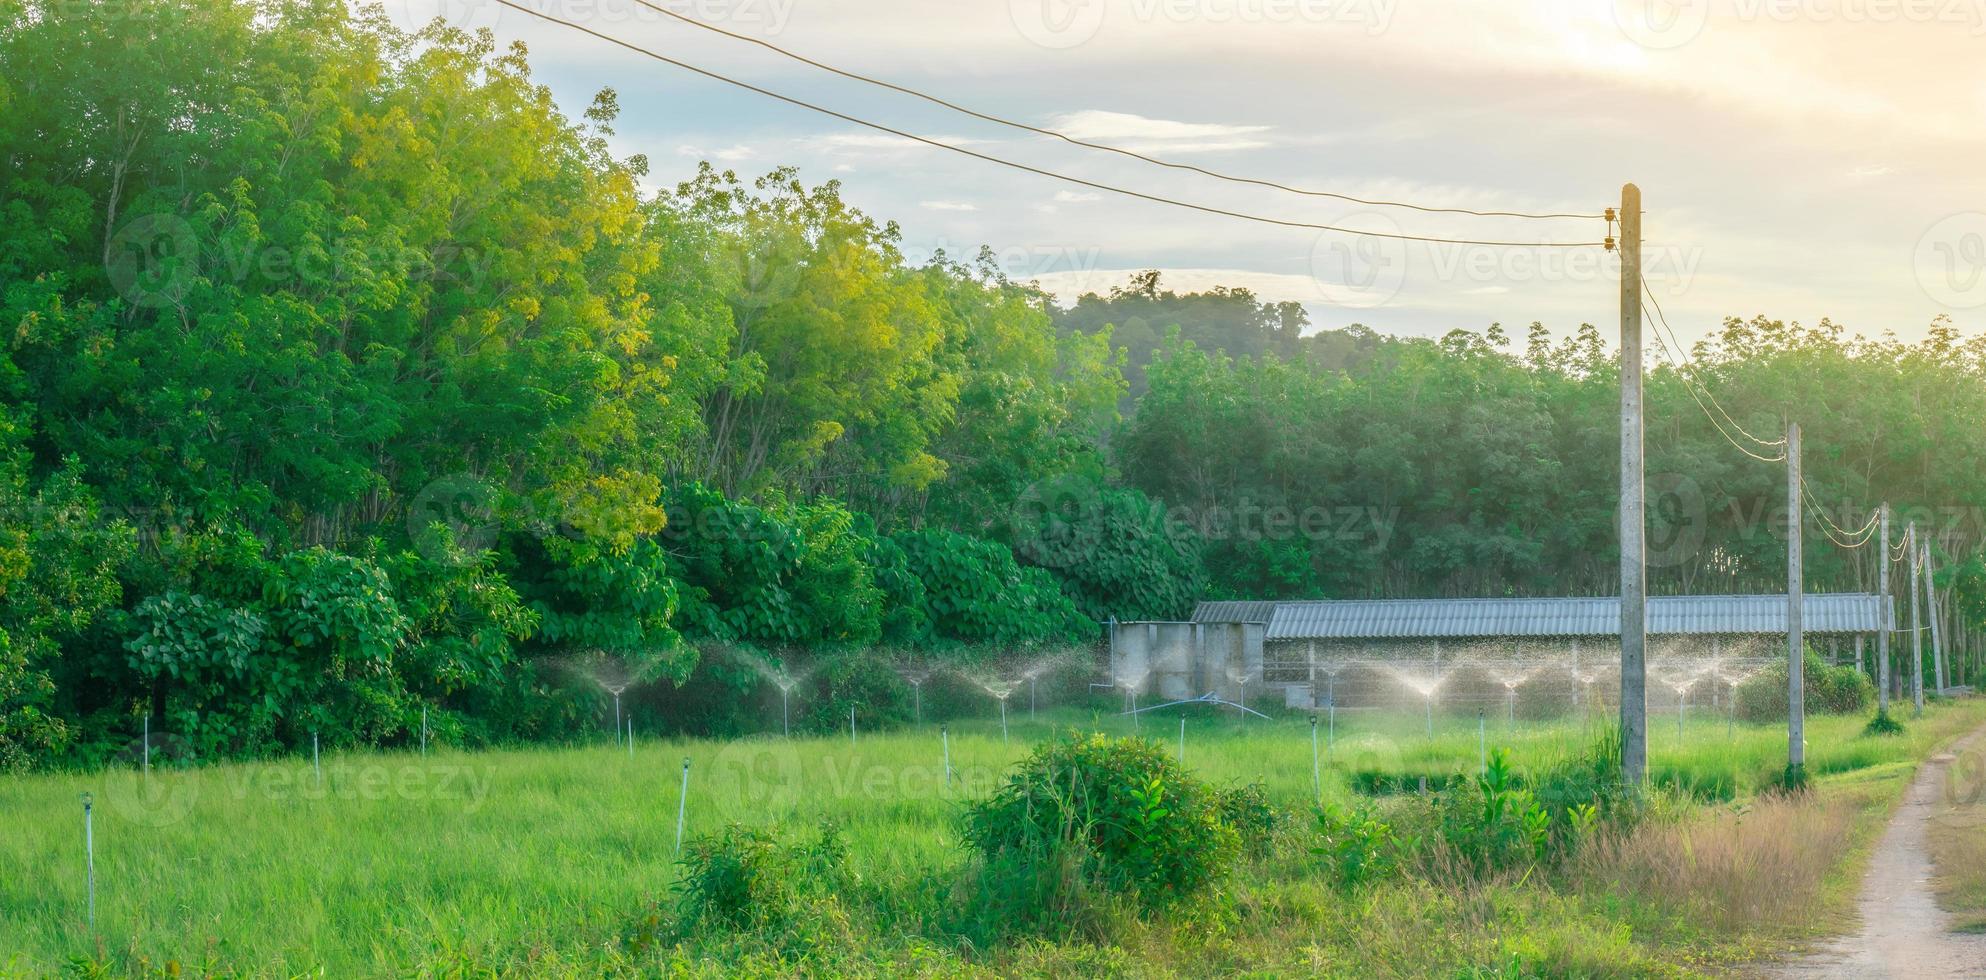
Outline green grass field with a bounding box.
[5,699,1984,977]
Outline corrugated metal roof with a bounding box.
[1264,594,1890,640]
[1192,601,1277,624]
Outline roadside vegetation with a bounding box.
[6,699,1983,977]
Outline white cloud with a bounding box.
[1045,110,1272,152]
[809,132,992,153]
[1053,190,1103,203]
[920,200,979,211]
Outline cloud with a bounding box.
[1045,110,1273,153]
[810,132,991,153]
[920,200,979,211]
[1053,190,1103,203]
[675,144,756,162]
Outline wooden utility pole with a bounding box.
[1786,421,1804,770]
[1909,523,1924,716]
[1617,183,1647,784]
[1878,505,1891,713]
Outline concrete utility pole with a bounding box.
[1617,183,1647,784]
[1909,523,1924,716]
[1786,421,1804,770]
[1878,505,1891,713]
[1924,541,1946,692]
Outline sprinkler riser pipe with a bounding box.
[674,759,690,852]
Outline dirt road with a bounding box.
[1769,727,1986,979]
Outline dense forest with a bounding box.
[2,0,1981,770]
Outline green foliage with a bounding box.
[664,820,852,936]
[1311,802,1414,890]
[962,731,1239,907]
[1211,782,1279,854]
[1010,481,1205,622]
[0,454,134,770]
[892,529,1093,648]
[662,484,882,647]
[1736,649,1874,723]
[1432,748,1555,875]
[1863,707,1906,737]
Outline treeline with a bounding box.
[3,0,1981,770]
[1111,317,1986,604]
[0,0,1202,768]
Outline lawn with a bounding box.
[4,698,1983,977]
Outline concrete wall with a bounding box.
[1107,620,1265,703]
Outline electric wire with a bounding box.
[1801,481,1879,550]
[487,0,1610,248]
[634,1,1606,221]
[1642,300,1787,464]
[1642,282,1785,449]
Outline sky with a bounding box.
[383,0,1986,345]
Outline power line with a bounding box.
[487,0,1609,248]
[636,1,1605,222]
[1642,300,1786,464]
[1801,481,1879,549]
[1642,282,1785,449]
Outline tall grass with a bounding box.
[2,699,1981,975]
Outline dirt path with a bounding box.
[1769,726,1986,979]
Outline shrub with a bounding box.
[1862,708,1906,737]
[1735,649,1873,723]
[1429,749,1554,875]
[962,731,1239,907]
[1311,802,1414,889]
[1212,782,1279,854]
[669,820,851,934]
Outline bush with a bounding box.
[1428,749,1554,876]
[962,731,1239,908]
[1212,782,1280,854]
[1863,707,1906,737]
[1311,802,1413,889]
[1735,649,1873,723]
[668,820,851,934]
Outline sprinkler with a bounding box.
[674,758,690,852]
[80,792,94,930]
[1177,715,1185,763]
[941,725,953,789]
[1478,709,1486,776]
[896,662,933,726]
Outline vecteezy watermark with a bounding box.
[407,473,504,565]
[895,238,1109,289]
[1010,0,1394,49]
[1615,0,1986,49]
[1915,212,1986,311]
[104,213,199,310]
[712,738,1003,806]
[222,761,495,811]
[1933,745,1986,830]
[103,212,503,312]
[101,734,199,827]
[1311,224,1701,307]
[1646,472,1708,568]
[1310,215,1409,310]
[1611,0,1710,49]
